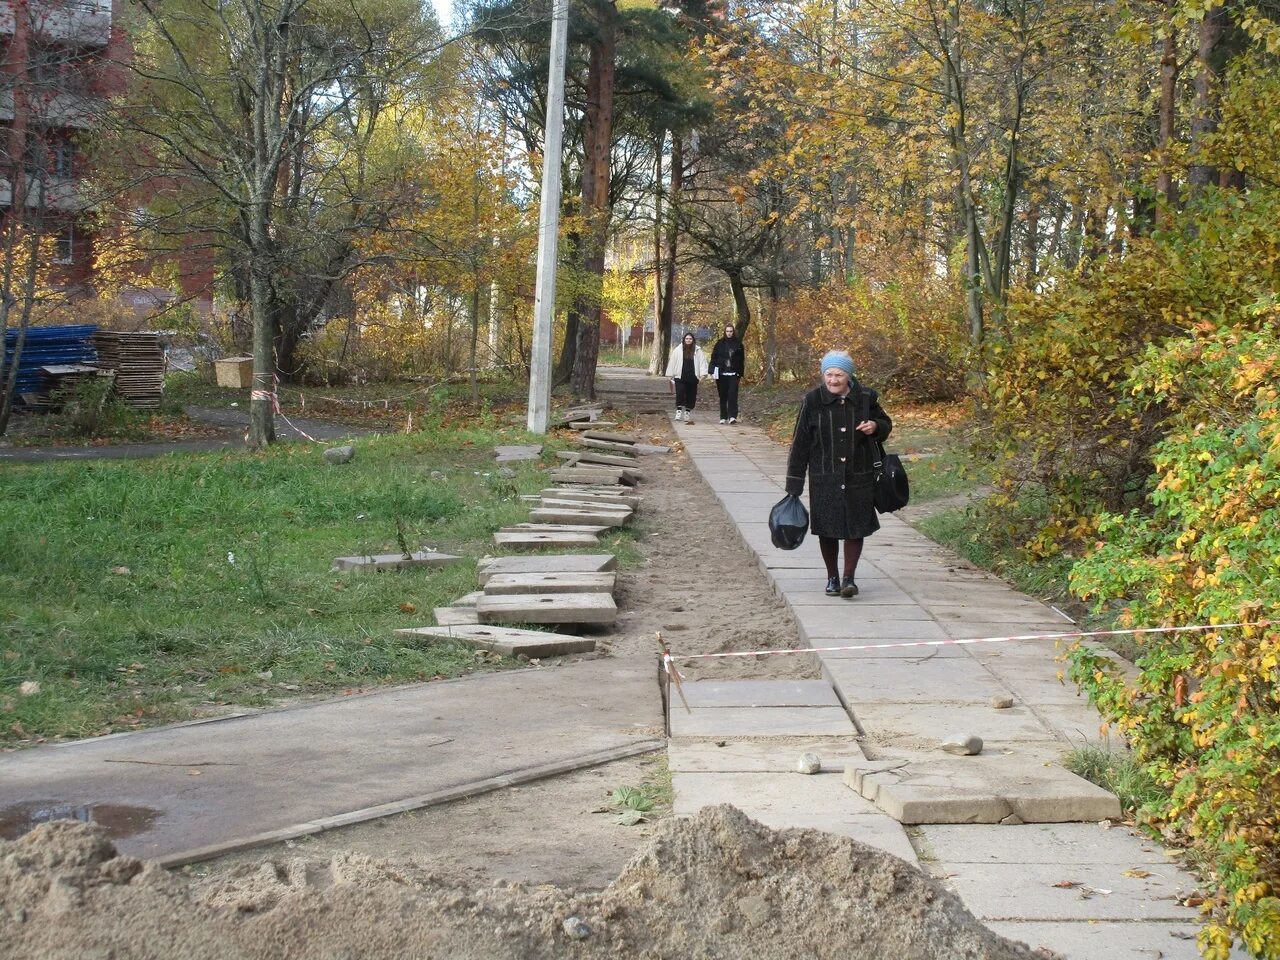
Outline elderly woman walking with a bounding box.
[784,350,892,597]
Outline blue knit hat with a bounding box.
[820,351,854,377]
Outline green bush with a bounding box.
[1067,326,1280,959]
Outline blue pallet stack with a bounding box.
[2,325,99,404]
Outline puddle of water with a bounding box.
[0,800,161,841]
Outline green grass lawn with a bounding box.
[0,425,635,746]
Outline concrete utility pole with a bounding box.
[526,0,570,434]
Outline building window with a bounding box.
[54,224,74,263]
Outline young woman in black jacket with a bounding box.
[784,350,892,598]
[709,324,745,423]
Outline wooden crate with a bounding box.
[214,357,254,388]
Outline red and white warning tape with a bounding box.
[250,380,323,444]
[663,619,1275,666]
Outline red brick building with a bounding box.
[1,0,122,290]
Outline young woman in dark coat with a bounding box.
[784,350,892,598]
[709,323,745,423]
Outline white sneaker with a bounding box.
[685,413,694,424]
[729,417,737,424]
[674,409,683,421]
[719,418,727,424]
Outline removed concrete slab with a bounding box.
[483,571,617,595]
[582,429,641,443]
[494,444,543,463]
[434,606,480,626]
[556,449,639,469]
[493,530,600,550]
[550,467,640,486]
[476,554,616,585]
[844,752,1121,824]
[527,508,629,527]
[505,522,612,534]
[476,592,618,626]
[396,624,596,658]
[332,550,462,573]
[668,706,854,738]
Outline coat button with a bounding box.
[840,457,846,462]
[840,427,847,432]
[840,484,846,490]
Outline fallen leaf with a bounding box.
[188,769,203,776]
[1053,880,1080,889]
[111,566,131,576]
[399,603,417,614]
[1123,868,1153,879]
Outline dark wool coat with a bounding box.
[785,382,892,539]
[709,337,745,376]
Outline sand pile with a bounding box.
[0,806,1039,960]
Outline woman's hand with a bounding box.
[856,420,877,435]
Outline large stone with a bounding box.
[331,550,462,573]
[395,624,595,658]
[483,572,617,595]
[940,734,984,756]
[323,445,354,464]
[476,592,618,625]
[475,554,616,585]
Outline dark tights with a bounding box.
[819,536,864,579]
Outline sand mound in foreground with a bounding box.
[0,805,1038,960]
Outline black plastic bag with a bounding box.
[768,494,809,550]
[872,440,910,513]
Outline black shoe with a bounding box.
[840,576,858,598]
[825,576,840,596]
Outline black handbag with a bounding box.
[768,494,809,550]
[860,389,909,513]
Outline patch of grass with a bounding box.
[0,425,574,746]
[609,755,672,825]
[1064,744,1162,818]
[597,346,651,369]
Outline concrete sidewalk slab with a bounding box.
[920,822,1175,866]
[852,701,1056,742]
[668,706,855,738]
[0,658,661,863]
[673,771,880,817]
[986,921,1228,960]
[943,862,1197,921]
[493,530,600,549]
[681,679,841,708]
[667,738,866,773]
[824,658,1010,703]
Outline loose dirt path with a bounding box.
[188,412,812,889]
